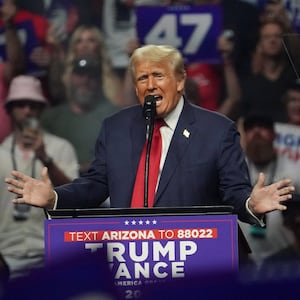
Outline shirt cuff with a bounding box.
[44,191,58,220]
[52,190,58,210]
[246,197,265,227]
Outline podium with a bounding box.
[45,206,246,299]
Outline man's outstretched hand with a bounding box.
[5,167,56,210]
[249,172,295,217]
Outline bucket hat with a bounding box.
[4,75,48,107]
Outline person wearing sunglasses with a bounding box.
[0,75,79,281]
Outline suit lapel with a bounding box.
[130,112,147,181]
[155,101,196,202]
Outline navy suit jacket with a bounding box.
[56,99,254,223]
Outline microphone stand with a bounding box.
[143,95,157,208]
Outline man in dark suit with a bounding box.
[5,44,294,225]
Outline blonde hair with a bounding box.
[129,44,186,81]
[63,25,121,105]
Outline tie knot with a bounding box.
[154,118,166,130]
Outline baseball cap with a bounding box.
[71,57,101,77]
[4,75,48,107]
[243,113,274,131]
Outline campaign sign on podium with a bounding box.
[45,207,238,299]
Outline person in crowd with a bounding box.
[0,0,50,78]
[183,30,242,120]
[15,0,71,43]
[259,0,300,67]
[41,56,118,175]
[216,30,241,120]
[47,24,122,107]
[240,19,298,123]
[5,45,295,226]
[238,113,300,267]
[0,0,25,143]
[274,79,300,163]
[259,194,300,279]
[101,0,137,84]
[0,75,79,280]
[221,0,261,80]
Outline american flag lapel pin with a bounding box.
[183,129,190,138]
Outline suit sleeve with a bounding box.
[217,122,254,223]
[55,124,109,209]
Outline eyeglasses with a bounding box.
[12,101,45,110]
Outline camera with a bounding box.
[222,29,235,41]
[21,117,40,131]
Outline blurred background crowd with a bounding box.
[1,0,300,292]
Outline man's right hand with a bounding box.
[5,167,56,210]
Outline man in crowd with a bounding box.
[41,56,118,174]
[0,75,78,279]
[239,113,300,267]
[274,79,300,163]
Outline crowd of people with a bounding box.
[1,0,300,295]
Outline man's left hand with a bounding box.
[249,172,295,216]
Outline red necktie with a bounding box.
[131,119,165,208]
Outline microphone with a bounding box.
[143,95,162,139]
[142,95,158,208]
[143,95,157,124]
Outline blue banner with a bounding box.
[135,5,222,64]
[284,0,300,32]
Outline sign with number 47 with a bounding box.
[136,4,222,64]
